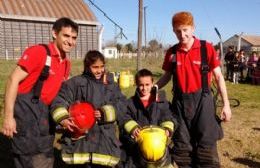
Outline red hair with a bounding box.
[172,11,194,28]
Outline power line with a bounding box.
[88,0,127,40]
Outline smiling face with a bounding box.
[89,59,105,80]
[173,25,194,46]
[137,76,153,98]
[52,26,78,55]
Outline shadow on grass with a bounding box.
[233,158,260,168]
[252,127,260,131]
[0,134,14,168]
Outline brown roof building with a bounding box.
[0,0,100,59]
[223,34,260,54]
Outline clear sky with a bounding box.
[85,0,260,46]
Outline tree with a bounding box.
[116,43,123,52]
[148,39,163,57]
[148,39,160,52]
[125,43,134,53]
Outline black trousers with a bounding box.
[171,90,223,168]
[13,153,54,168]
[12,92,55,168]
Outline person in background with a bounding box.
[246,51,259,83]
[121,68,176,168]
[1,17,78,168]
[238,49,247,81]
[224,46,235,81]
[156,11,231,168]
[231,51,240,84]
[50,50,127,168]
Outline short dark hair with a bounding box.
[83,50,105,72]
[52,17,79,34]
[135,68,154,84]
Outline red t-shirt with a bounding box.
[18,43,71,105]
[162,37,220,93]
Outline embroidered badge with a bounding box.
[193,61,201,65]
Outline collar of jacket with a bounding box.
[82,71,104,83]
[133,89,165,104]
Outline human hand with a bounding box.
[131,128,140,140]
[94,110,101,120]
[220,104,232,122]
[1,116,17,138]
[151,84,159,101]
[60,118,78,132]
[165,129,170,137]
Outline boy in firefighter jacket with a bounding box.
[121,69,177,168]
[50,50,127,167]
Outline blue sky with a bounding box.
[85,0,260,46]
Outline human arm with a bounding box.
[1,66,28,138]
[213,66,232,122]
[50,79,78,130]
[156,71,172,89]
[158,92,176,137]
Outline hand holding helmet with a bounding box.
[136,125,168,162]
[131,127,141,140]
[60,118,78,132]
[68,102,96,140]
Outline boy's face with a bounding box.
[173,25,194,45]
[137,76,153,97]
[89,59,105,79]
[53,26,78,54]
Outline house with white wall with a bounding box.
[103,47,118,59]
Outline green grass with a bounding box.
[0,58,260,168]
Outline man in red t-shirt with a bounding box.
[156,11,231,168]
[1,17,78,168]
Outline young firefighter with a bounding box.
[50,50,127,167]
[121,69,176,168]
[1,17,78,168]
[156,11,232,167]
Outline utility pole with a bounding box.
[137,0,143,71]
[214,27,224,72]
[237,32,244,51]
[144,6,147,58]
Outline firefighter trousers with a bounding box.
[12,92,55,168]
[171,89,223,168]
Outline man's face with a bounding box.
[137,76,153,97]
[173,25,194,45]
[89,59,105,80]
[53,27,78,54]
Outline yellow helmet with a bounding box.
[137,125,167,162]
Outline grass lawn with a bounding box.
[0,58,259,168]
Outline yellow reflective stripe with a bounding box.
[92,153,120,166]
[62,153,90,164]
[124,120,139,134]
[101,105,116,122]
[61,153,119,166]
[52,107,69,123]
[160,121,174,132]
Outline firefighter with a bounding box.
[50,50,127,167]
[156,11,231,167]
[1,17,78,168]
[121,69,177,168]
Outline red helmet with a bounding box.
[69,102,96,139]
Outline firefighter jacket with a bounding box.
[121,90,177,167]
[50,72,127,166]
